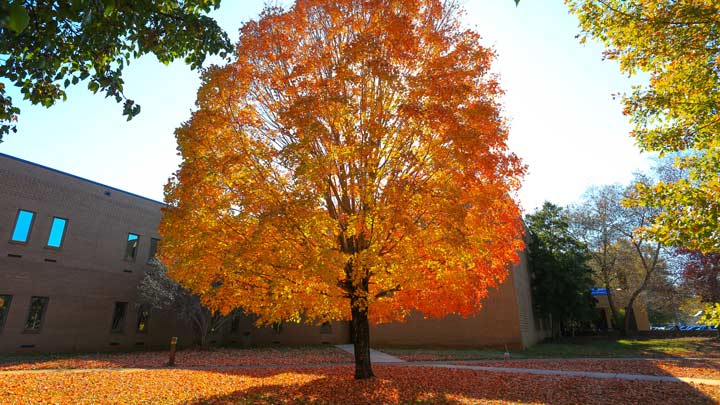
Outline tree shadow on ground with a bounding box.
[0,345,352,371]
[187,365,718,405]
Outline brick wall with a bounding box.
[0,154,348,353]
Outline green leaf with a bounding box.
[7,3,30,34]
[0,0,232,141]
[102,0,116,17]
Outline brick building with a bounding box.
[0,153,545,353]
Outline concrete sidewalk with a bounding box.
[427,363,720,386]
[335,344,406,363]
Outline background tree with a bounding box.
[619,174,664,334]
[525,202,595,338]
[700,303,720,337]
[139,261,235,347]
[567,0,720,253]
[678,249,720,336]
[571,179,664,335]
[677,249,720,304]
[569,185,625,330]
[642,261,691,326]
[0,0,231,140]
[160,0,525,379]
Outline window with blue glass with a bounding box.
[46,217,68,248]
[10,209,35,243]
[125,233,139,260]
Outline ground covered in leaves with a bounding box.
[455,359,720,380]
[2,365,719,404]
[0,346,351,371]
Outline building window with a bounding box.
[320,322,332,334]
[10,209,35,243]
[136,304,150,334]
[0,295,12,332]
[24,296,49,331]
[111,302,128,333]
[230,314,241,333]
[148,238,160,263]
[124,233,139,260]
[46,217,68,248]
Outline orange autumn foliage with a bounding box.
[160,0,524,331]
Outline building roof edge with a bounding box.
[0,152,165,206]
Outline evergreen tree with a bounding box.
[526,202,595,337]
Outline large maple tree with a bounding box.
[160,0,524,379]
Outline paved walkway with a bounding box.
[456,356,720,362]
[427,363,720,387]
[335,344,406,363]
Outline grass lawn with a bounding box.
[453,359,720,380]
[2,365,719,404]
[0,345,352,371]
[378,337,720,361]
[524,337,720,359]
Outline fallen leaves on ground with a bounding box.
[454,359,720,380]
[0,346,352,371]
[1,366,718,404]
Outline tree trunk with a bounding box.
[192,313,209,347]
[604,281,623,334]
[351,301,374,380]
[624,304,638,337]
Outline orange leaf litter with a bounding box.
[0,347,352,371]
[2,365,719,404]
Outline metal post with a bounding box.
[168,336,178,366]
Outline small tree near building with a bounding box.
[139,261,235,347]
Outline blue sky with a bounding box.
[0,0,650,212]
